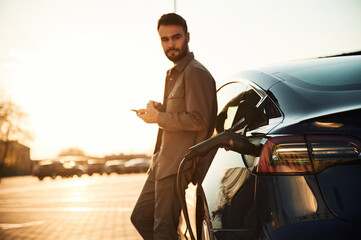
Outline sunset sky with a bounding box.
[1,0,361,159]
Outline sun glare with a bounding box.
[1,0,360,159]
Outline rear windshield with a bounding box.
[274,58,361,91]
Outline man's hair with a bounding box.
[157,13,188,34]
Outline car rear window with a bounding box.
[274,58,361,91]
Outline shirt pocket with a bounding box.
[168,85,185,99]
[167,84,186,112]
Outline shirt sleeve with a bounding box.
[157,67,216,132]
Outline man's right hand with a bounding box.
[137,108,159,124]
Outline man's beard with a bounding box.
[165,40,189,63]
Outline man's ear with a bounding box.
[187,32,190,43]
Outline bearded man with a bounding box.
[130,13,217,240]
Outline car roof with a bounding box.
[235,55,361,90]
[260,55,361,77]
[234,56,361,121]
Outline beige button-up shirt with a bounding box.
[152,52,217,180]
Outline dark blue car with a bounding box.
[179,55,361,240]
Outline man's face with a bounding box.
[158,25,189,64]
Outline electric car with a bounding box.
[179,55,361,240]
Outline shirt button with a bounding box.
[170,78,173,81]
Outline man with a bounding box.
[130,13,217,240]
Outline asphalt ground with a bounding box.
[0,174,146,240]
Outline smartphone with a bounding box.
[131,109,140,114]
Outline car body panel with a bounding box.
[202,149,361,239]
[316,165,361,222]
[267,80,361,130]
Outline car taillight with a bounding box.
[307,135,361,174]
[257,135,361,174]
[258,136,312,174]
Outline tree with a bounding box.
[0,100,31,141]
[58,147,85,156]
[0,97,32,177]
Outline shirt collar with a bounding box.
[171,52,194,74]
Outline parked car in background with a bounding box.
[104,160,127,174]
[32,160,62,180]
[86,159,105,176]
[179,56,361,240]
[124,158,151,173]
[57,156,87,178]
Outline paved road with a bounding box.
[0,173,146,240]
